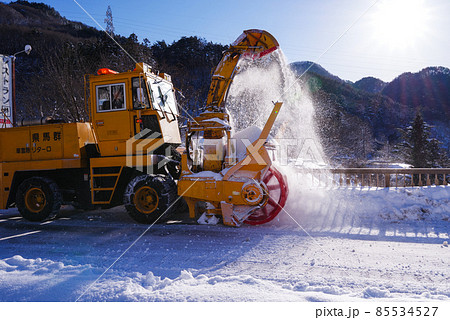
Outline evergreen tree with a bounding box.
[399,111,448,167]
[410,112,428,167]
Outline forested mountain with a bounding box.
[290,61,344,83]
[353,77,387,93]
[289,63,449,166]
[0,1,448,166]
[297,72,409,164]
[381,67,450,123]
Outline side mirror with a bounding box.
[137,88,144,103]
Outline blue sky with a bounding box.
[29,0,449,82]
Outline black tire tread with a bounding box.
[123,174,178,224]
[16,177,62,222]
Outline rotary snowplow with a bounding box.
[0,29,288,227]
[178,29,289,226]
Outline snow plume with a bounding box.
[225,50,331,227]
[226,50,326,166]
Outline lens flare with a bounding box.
[370,0,431,49]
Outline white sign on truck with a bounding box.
[0,55,13,128]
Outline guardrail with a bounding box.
[296,168,450,188]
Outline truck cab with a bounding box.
[88,62,181,157]
[0,62,183,223]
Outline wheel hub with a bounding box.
[241,182,265,205]
[25,187,47,213]
[135,186,159,214]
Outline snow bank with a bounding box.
[80,270,293,302]
[275,166,450,230]
[0,255,98,301]
[1,255,66,273]
[1,255,359,302]
[74,269,381,302]
[79,269,449,302]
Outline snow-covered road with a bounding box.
[0,186,449,302]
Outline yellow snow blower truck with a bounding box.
[0,29,288,227]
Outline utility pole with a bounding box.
[105,5,115,37]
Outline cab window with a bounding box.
[132,77,150,109]
[96,83,126,112]
[148,79,178,121]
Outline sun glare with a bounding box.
[371,0,431,49]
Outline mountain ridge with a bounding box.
[289,61,450,125]
[289,62,450,162]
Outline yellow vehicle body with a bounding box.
[0,122,95,209]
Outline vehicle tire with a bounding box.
[16,177,62,222]
[124,174,178,224]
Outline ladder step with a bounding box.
[92,173,120,177]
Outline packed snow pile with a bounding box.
[374,187,449,221]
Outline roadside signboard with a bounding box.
[0,55,13,127]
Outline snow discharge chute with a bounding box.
[205,29,280,112]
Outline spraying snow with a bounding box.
[226,50,326,167]
[224,50,450,232]
[226,50,332,227]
